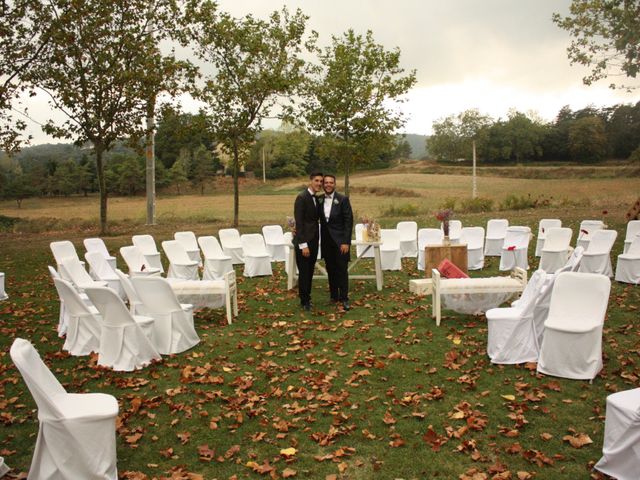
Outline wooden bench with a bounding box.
[431,268,527,326]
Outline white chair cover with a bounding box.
[576,219,605,250]
[83,237,117,273]
[380,229,402,271]
[442,219,462,244]
[0,272,7,301]
[485,219,508,256]
[615,235,640,284]
[198,235,234,280]
[241,234,273,277]
[397,221,418,258]
[460,226,485,270]
[50,240,83,279]
[0,456,9,476]
[417,228,443,271]
[537,272,611,380]
[120,245,161,277]
[174,231,203,267]
[48,265,68,337]
[114,269,147,315]
[486,270,547,364]
[623,220,640,254]
[283,231,297,275]
[535,219,562,256]
[85,251,125,299]
[84,286,161,371]
[262,225,288,262]
[53,278,102,356]
[595,387,640,480]
[578,229,618,277]
[131,277,200,355]
[10,338,119,480]
[218,228,245,265]
[539,227,573,273]
[162,240,199,280]
[354,223,374,258]
[499,226,531,271]
[132,234,164,273]
[60,258,108,292]
[165,279,225,310]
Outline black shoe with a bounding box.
[342,301,350,311]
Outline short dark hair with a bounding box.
[323,174,336,182]
[309,171,323,179]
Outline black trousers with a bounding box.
[295,239,318,306]
[322,233,349,302]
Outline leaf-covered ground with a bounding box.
[0,218,637,480]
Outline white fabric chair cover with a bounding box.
[132,234,164,273]
[114,269,147,315]
[60,258,108,292]
[83,237,117,274]
[131,276,200,355]
[397,221,418,258]
[120,245,161,277]
[485,219,508,256]
[283,231,297,275]
[576,219,605,250]
[85,251,125,299]
[460,226,485,270]
[48,265,69,337]
[615,234,640,284]
[53,278,102,356]
[0,272,7,301]
[354,223,374,258]
[0,456,9,476]
[565,245,585,272]
[162,240,199,280]
[262,225,288,262]
[218,228,245,265]
[623,220,640,254]
[10,338,119,480]
[578,229,618,277]
[380,229,402,271]
[198,235,234,280]
[50,241,84,279]
[486,270,547,364]
[174,231,203,267]
[539,227,573,273]
[594,387,640,480]
[537,272,611,380]
[442,219,462,244]
[417,228,443,271]
[499,226,531,271]
[241,233,273,277]
[165,279,225,310]
[84,286,161,371]
[535,219,562,257]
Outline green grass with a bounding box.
[1,171,639,479]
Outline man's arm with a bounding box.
[294,193,309,252]
[339,196,354,253]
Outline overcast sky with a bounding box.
[19,0,640,144]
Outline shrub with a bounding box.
[459,197,494,213]
[438,197,457,211]
[501,194,536,210]
[382,202,419,217]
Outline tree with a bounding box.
[568,115,609,161]
[484,111,547,162]
[553,0,640,90]
[1,169,35,207]
[168,149,189,194]
[191,145,218,194]
[302,29,416,194]
[427,110,492,161]
[188,3,314,226]
[394,137,412,159]
[28,0,183,233]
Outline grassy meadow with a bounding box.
[0,167,639,479]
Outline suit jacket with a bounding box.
[320,192,353,252]
[293,189,320,247]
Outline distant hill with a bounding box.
[401,133,428,159]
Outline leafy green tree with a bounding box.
[568,115,609,162]
[247,129,311,179]
[50,159,79,196]
[191,145,218,194]
[428,110,492,161]
[394,137,412,159]
[553,0,640,90]
[605,102,640,158]
[188,3,314,226]
[1,169,35,207]
[302,29,416,194]
[304,136,337,175]
[168,150,189,194]
[484,111,547,162]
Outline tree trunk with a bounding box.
[145,95,156,225]
[344,154,350,197]
[95,142,108,235]
[232,139,240,227]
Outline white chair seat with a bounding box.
[241,234,273,277]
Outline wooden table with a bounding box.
[287,241,384,291]
[425,243,468,278]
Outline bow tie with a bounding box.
[325,195,333,199]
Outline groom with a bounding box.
[319,174,353,310]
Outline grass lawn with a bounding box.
[0,170,639,479]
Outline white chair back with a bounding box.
[241,233,269,255]
[624,220,640,243]
[162,240,194,265]
[628,235,640,255]
[504,226,531,249]
[219,228,242,248]
[543,227,573,251]
[83,238,111,259]
[60,257,102,290]
[85,251,117,280]
[397,221,417,241]
[114,269,144,312]
[50,240,81,265]
[53,278,94,318]
[262,225,286,243]
[547,272,611,329]
[132,234,160,255]
[586,229,618,254]
[84,286,135,327]
[486,219,508,238]
[442,220,462,239]
[538,219,562,238]
[515,270,547,316]
[131,276,182,314]
[174,231,199,252]
[380,229,401,250]
[460,226,485,249]
[578,219,605,242]
[418,228,443,249]
[566,246,585,271]
[198,235,227,259]
[120,245,152,274]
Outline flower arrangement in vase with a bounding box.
[360,215,380,242]
[435,208,454,244]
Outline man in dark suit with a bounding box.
[319,174,354,310]
[294,172,324,311]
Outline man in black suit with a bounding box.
[294,172,324,311]
[319,174,354,310]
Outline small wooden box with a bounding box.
[425,244,468,278]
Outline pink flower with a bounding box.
[580,229,588,235]
[507,245,516,251]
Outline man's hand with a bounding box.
[302,247,310,257]
[340,244,349,254]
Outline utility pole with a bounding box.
[262,146,266,183]
[472,140,477,199]
[145,5,156,225]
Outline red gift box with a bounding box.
[437,258,469,279]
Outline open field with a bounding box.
[1,170,639,479]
